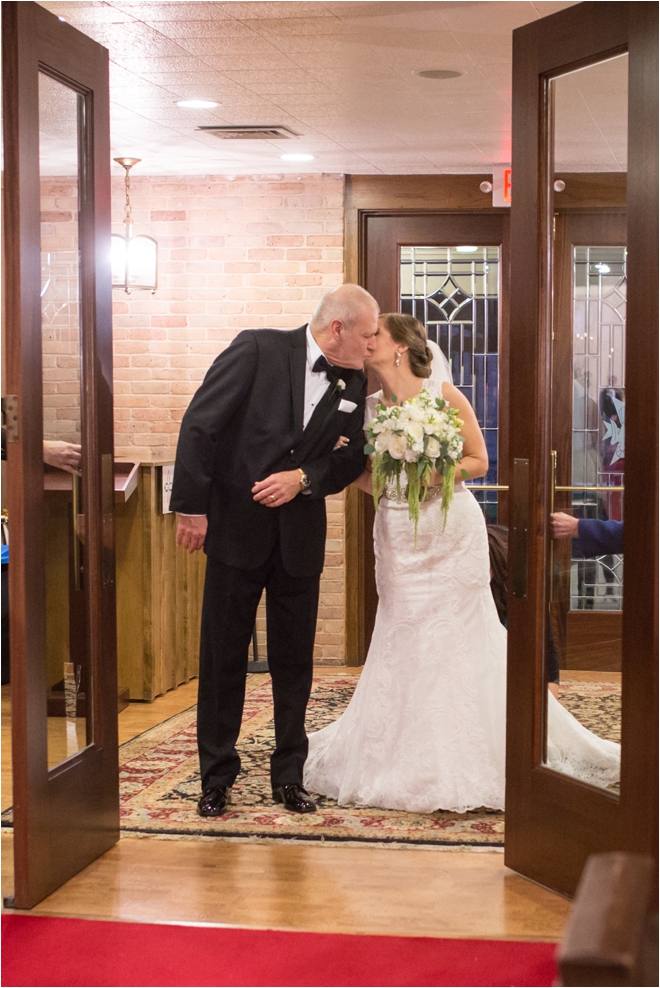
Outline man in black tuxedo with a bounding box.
[171,284,379,817]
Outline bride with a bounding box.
[304,313,620,813]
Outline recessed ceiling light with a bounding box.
[417,69,463,80]
[176,99,218,109]
[281,153,315,162]
[456,246,479,253]
[594,263,611,274]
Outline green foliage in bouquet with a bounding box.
[364,389,465,540]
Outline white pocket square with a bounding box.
[338,398,358,413]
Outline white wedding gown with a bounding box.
[304,384,621,813]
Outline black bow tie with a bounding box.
[312,355,359,384]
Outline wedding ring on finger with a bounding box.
[270,494,276,501]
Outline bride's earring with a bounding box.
[395,351,401,367]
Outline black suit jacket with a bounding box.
[170,325,367,577]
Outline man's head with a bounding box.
[309,284,379,369]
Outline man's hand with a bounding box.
[176,513,208,552]
[550,512,579,540]
[43,440,82,475]
[252,470,302,507]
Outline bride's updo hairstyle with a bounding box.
[380,313,432,379]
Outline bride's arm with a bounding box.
[430,383,488,482]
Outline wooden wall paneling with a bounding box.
[171,511,191,688]
[186,551,203,683]
[114,475,145,702]
[565,612,623,672]
[157,508,177,697]
[114,465,202,700]
[139,466,155,701]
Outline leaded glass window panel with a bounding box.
[571,246,626,611]
[400,246,500,522]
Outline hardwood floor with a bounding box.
[1,831,570,940]
[1,670,584,941]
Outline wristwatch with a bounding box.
[298,469,311,493]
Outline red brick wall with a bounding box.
[111,173,344,459]
[111,172,348,665]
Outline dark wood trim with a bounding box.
[343,176,510,665]
[620,1,658,862]
[506,1,657,897]
[3,0,118,909]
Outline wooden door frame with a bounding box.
[506,1,657,896]
[343,176,510,665]
[3,1,118,908]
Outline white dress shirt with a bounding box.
[304,325,334,428]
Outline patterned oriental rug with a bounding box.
[113,673,620,848]
[1,675,620,847]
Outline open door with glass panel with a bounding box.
[506,1,657,897]
[2,1,118,909]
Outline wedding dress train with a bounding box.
[304,388,621,813]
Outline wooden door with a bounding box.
[506,1,657,896]
[344,193,509,664]
[3,1,119,908]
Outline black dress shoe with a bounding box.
[272,784,317,814]
[197,785,231,818]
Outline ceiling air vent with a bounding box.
[196,125,300,140]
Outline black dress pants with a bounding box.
[197,544,320,791]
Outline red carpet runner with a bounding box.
[2,915,557,987]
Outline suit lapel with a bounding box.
[301,371,366,449]
[303,381,339,438]
[289,325,307,437]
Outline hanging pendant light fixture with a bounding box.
[111,157,158,294]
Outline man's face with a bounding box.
[332,306,378,369]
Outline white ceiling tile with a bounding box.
[37,0,626,175]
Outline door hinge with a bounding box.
[3,396,19,443]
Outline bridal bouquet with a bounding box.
[364,388,465,536]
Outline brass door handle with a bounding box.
[554,485,625,492]
[465,484,510,491]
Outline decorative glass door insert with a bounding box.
[571,245,625,611]
[400,246,500,522]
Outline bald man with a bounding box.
[171,285,379,817]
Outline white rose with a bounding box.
[406,421,424,444]
[371,420,386,434]
[403,448,418,463]
[375,433,389,453]
[387,433,407,459]
[426,437,440,459]
[407,404,426,423]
